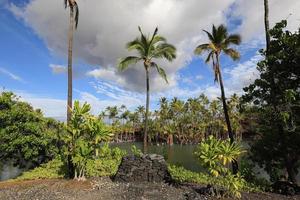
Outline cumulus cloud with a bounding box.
[233,0,300,41]
[9,0,237,92]
[224,54,262,92]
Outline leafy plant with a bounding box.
[15,158,66,181]
[0,92,62,169]
[63,101,113,180]
[243,20,300,184]
[131,145,143,157]
[86,144,127,177]
[194,135,246,198]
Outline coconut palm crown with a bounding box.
[194,24,241,82]
[118,26,176,149]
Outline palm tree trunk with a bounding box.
[216,53,238,174]
[67,8,74,124]
[67,7,74,179]
[264,0,270,53]
[144,66,150,152]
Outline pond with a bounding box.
[111,142,203,172]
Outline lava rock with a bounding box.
[113,154,172,183]
[272,181,300,196]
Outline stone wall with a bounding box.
[114,154,172,183]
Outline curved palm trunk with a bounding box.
[67,7,74,179]
[216,54,239,174]
[67,8,74,123]
[264,0,270,53]
[144,66,150,152]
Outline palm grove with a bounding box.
[0,0,299,196]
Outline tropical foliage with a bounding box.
[63,101,113,180]
[0,92,62,169]
[194,136,245,177]
[194,136,246,198]
[243,20,300,184]
[99,93,244,145]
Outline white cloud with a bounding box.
[233,0,300,41]
[224,54,262,93]
[49,64,67,74]
[9,0,236,92]
[0,67,25,83]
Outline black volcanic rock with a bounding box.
[113,154,172,183]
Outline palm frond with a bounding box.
[225,34,241,45]
[74,2,79,29]
[126,38,145,55]
[151,62,168,83]
[151,35,167,44]
[138,26,149,55]
[118,56,141,71]
[223,48,240,61]
[64,0,68,8]
[205,51,214,63]
[149,27,158,46]
[203,29,214,42]
[152,43,176,61]
[194,43,210,55]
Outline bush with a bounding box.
[169,165,261,198]
[194,136,247,198]
[168,165,211,185]
[240,157,271,192]
[15,158,66,181]
[0,92,62,168]
[86,144,127,177]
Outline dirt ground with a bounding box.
[0,178,299,200]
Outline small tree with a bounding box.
[194,135,246,198]
[0,92,61,169]
[243,21,300,183]
[63,101,113,180]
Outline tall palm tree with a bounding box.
[118,27,176,149]
[64,0,79,123]
[194,24,241,173]
[264,0,270,53]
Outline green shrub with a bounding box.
[169,165,259,199]
[240,158,271,192]
[86,144,126,177]
[193,136,247,198]
[63,101,113,180]
[0,92,62,168]
[131,145,143,157]
[168,165,211,185]
[15,158,66,181]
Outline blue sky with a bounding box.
[0,0,299,120]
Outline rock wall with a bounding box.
[114,154,172,183]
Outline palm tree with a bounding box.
[118,27,176,149]
[194,24,241,173]
[264,0,270,53]
[64,0,79,123]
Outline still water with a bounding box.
[111,142,203,172]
